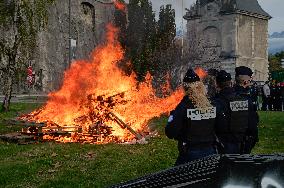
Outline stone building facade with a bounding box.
[183,0,271,81]
[32,0,115,92]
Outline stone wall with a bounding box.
[220,14,237,56]
[184,0,270,82]
[236,15,269,81]
[32,0,114,93]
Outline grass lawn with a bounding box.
[0,103,283,188]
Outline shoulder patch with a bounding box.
[167,115,174,123]
[187,107,216,120]
[230,100,249,111]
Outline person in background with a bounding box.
[262,81,270,111]
[250,82,259,111]
[206,69,219,99]
[234,66,253,95]
[234,66,259,154]
[257,84,263,111]
[275,82,282,111]
[270,81,277,111]
[281,82,284,111]
[165,69,217,166]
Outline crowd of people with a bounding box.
[258,81,284,111]
[165,66,261,166]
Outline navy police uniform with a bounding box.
[249,83,259,111]
[214,70,250,154]
[165,69,217,166]
[234,67,259,154]
[270,84,278,111]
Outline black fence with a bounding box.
[110,154,284,188]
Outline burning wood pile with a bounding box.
[19,92,143,144]
[11,24,184,144]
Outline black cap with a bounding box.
[183,69,200,83]
[235,66,253,77]
[208,69,219,76]
[216,70,231,83]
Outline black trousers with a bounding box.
[274,97,282,111]
[262,96,269,111]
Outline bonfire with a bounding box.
[20,24,184,144]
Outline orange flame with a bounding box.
[195,67,208,79]
[23,24,184,143]
[161,73,172,95]
[113,0,126,12]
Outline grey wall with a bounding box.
[34,0,114,92]
[184,0,269,81]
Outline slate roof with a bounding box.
[198,0,271,19]
[221,0,271,19]
[199,0,215,6]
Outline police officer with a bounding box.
[214,70,250,154]
[270,81,277,111]
[165,69,217,166]
[275,82,282,111]
[281,83,284,111]
[250,82,259,111]
[206,69,219,99]
[234,66,259,154]
[262,81,271,111]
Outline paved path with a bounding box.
[0,95,48,103]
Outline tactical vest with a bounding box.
[186,107,216,146]
[220,95,249,142]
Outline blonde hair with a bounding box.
[183,81,212,109]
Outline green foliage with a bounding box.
[0,0,54,39]
[120,1,176,82]
[114,0,127,49]
[157,5,176,49]
[125,0,157,81]
[0,104,283,187]
[154,4,177,81]
[268,51,284,72]
[0,0,15,25]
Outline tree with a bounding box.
[0,0,54,111]
[114,0,127,49]
[153,5,178,85]
[156,5,176,49]
[268,51,284,72]
[126,0,156,81]
[123,1,179,88]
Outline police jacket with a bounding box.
[165,96,216,148]
[281,86,284,98]
[231,86,259,141]
[249,85,258,102]
[270,86,277,99]
[276,86,282,99]
[214,87,250,143]
[235,85,250,98]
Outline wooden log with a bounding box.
[108,112,143,140]
[1,119,45,127]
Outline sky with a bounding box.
[124,0,284,34]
